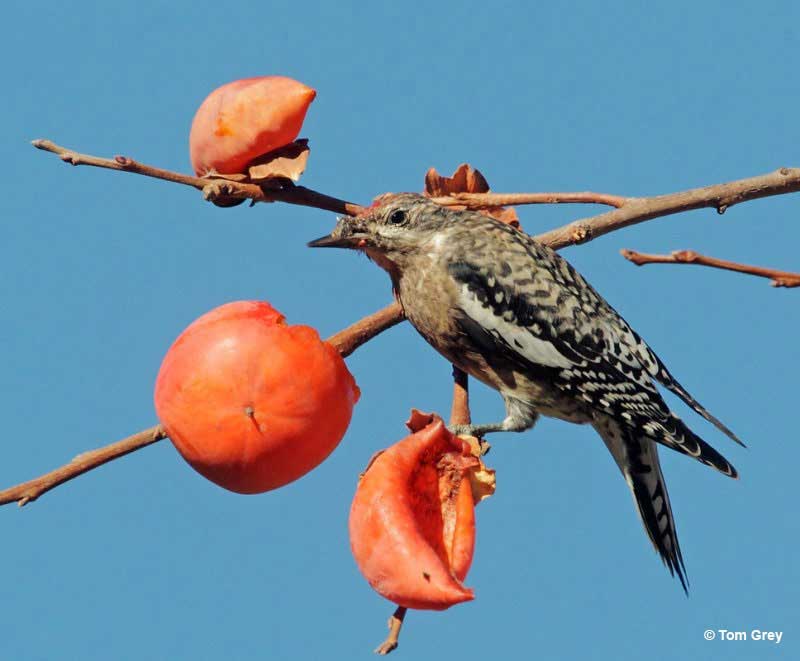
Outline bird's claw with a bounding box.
[448,426,492,456]
[201,181,246,207]
[448,423,477,437]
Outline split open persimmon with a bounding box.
[349,411,495,610]
[189,76,316,176]
[154,300,359,494]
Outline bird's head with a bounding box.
[308,193,451,272]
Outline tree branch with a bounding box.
[621,249,800,288]
[23,140,800,512]
[327,302,404,357]
[32,139,365,216]
[535,168,800,249]
[0,425,167,507]
[449,366,471,427]
[34,140,800,253]
[430,191,627,208]
[0,301,405,507]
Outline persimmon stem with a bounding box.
[374,606,407,655]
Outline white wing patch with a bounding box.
[457,283,573,368]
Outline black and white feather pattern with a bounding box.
[447,241,740,478]
[510,231,745,448]
[594,415,688,592]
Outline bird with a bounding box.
[309,192,744,592]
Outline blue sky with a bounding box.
[2,2,798,659]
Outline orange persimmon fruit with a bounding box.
[349,411,495,610]
[154,300,359,494]
[189,76,316,176]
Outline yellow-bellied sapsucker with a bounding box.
[310,193,744,592]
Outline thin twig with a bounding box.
[535,168,800,249]
[32,139,364,216]
[431,191,627,208]
[0,425,167,507]
[374,606,407,655]
[0,302,405,508]
[621,249,800,288]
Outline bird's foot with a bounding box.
[447,424,495,456]
[449,422,500,437]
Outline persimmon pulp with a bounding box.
[349,412,492,610]
[408,447,476,584]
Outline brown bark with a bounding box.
[0,426,166,506]
[431,191,626,208]
[621,249,800,288]
[535,168,800,249]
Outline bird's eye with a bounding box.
[387,209,406,225]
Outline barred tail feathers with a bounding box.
[593,415,688,593]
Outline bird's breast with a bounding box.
[395,257,518,392]
[395,257,460,344]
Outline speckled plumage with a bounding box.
[310,192,743,592]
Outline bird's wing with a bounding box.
[593,414,688,592]
[521,236,744,447]
[644,350,745,447]
[557,360,738,477]
[448,258,737,477]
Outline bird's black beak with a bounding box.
[307,234,357,248]
[307,217,370,249]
